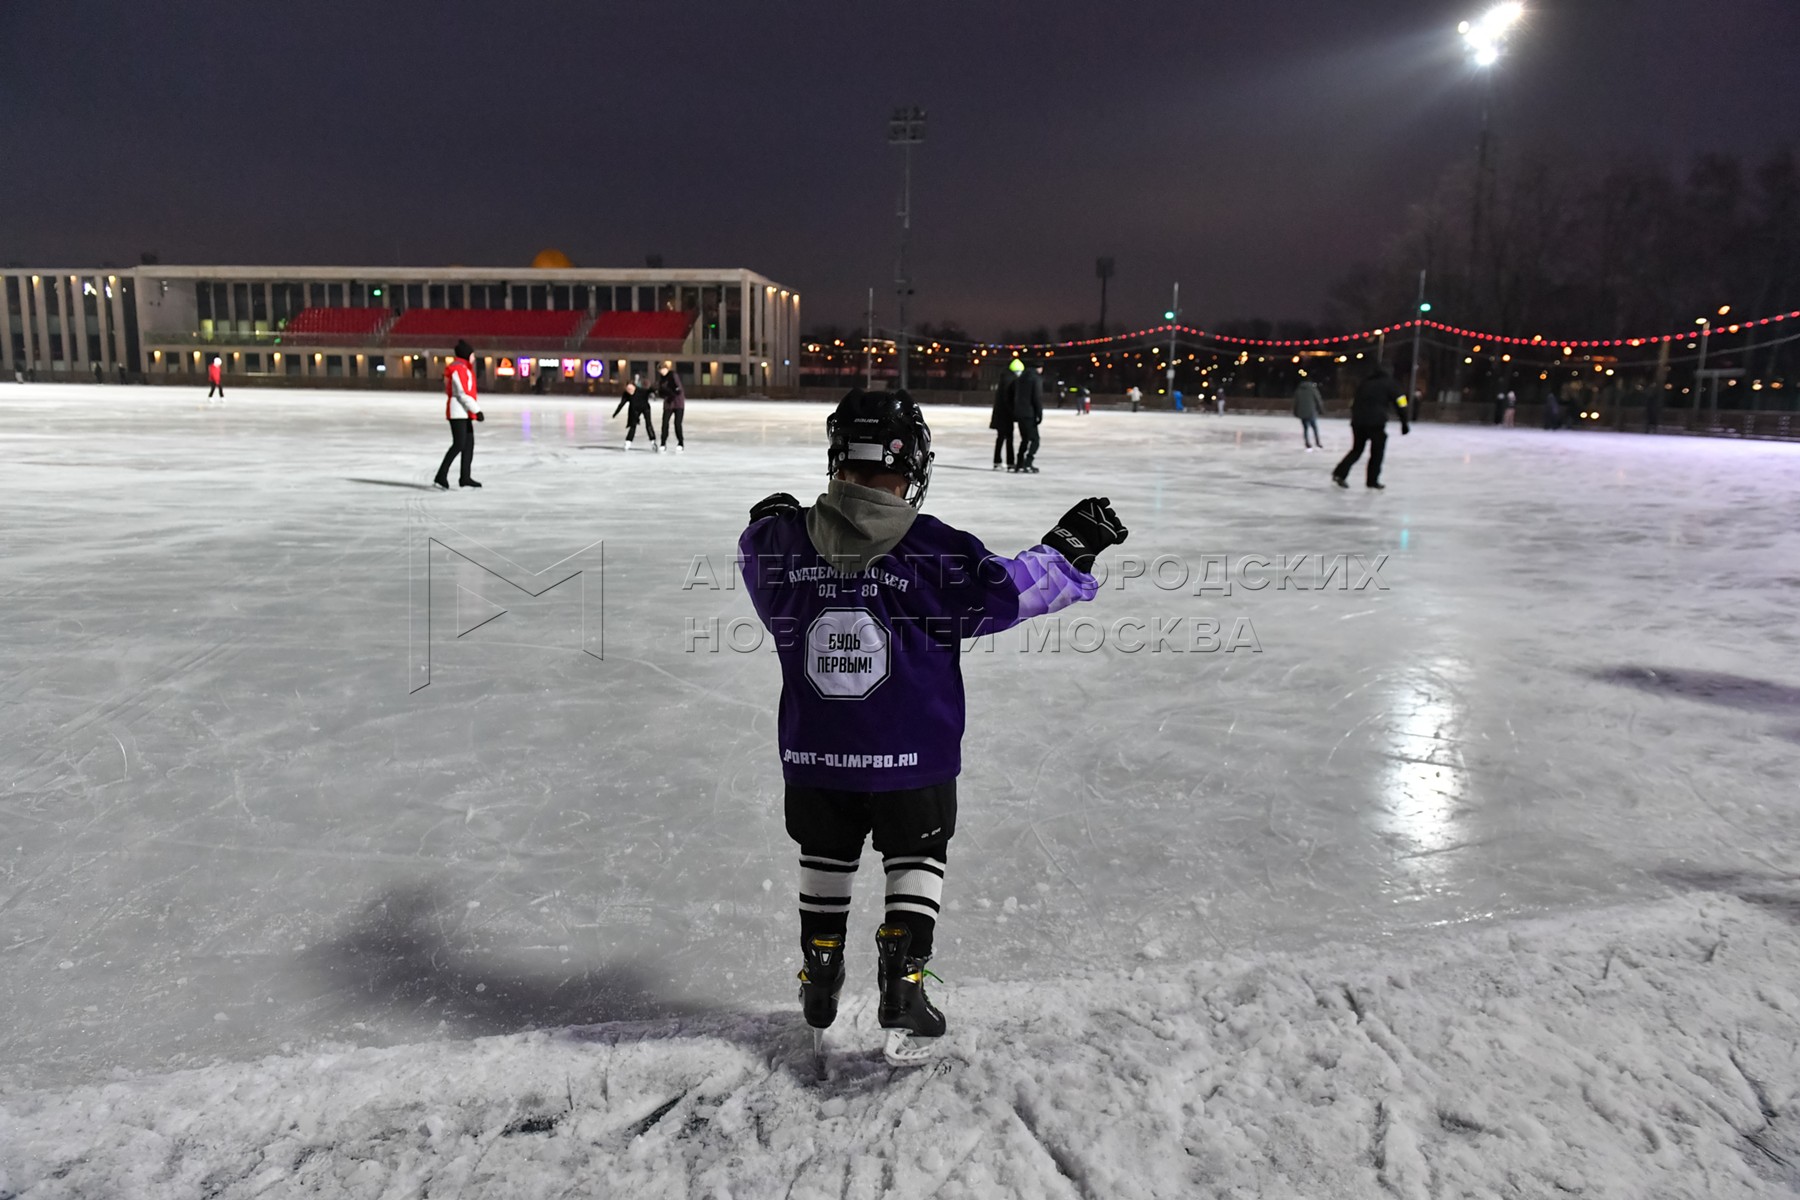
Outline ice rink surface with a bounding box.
[4,385,1800,1092]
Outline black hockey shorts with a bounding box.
[785,780,957,858]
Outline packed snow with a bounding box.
[3,385,1799,1195]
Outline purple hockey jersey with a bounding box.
[739,510,1097,790]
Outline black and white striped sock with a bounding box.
[798,852,858,938]
[883,852,946,956]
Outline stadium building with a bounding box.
[0,252,801,392]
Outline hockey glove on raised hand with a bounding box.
[749,492,802,523]
[1042,496,1129,574]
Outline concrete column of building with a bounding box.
[0,275,15,374]
[93,276,113,372]
[16,277,36,372]
[262,282,273,335]
[109,275,129,368]
[738,276,751,387]
[59,276,81,371]
[31,277,51,371]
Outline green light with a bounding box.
[1419,302,1432,313]
[373,288,382,297]
[1163,311,1175,320]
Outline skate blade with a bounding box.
[883,1028,939,1067]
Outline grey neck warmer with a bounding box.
[805,479,918,574]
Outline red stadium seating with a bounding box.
[388,309,590,352]
[583,310,696,353]
[265,307,695,355]
[279,308,394,343]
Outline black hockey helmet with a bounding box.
[826,388,934,508]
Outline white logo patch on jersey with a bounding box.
[805,608,891,700]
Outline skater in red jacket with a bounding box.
[434,340,484,489]
[206,356,223,399]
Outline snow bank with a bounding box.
[5,894,1798,1199]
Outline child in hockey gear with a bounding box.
[612,377,660,451]
[435,340,484,489]
[741,389,1129,1063]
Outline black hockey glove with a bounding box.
[1042,497,1129,573]
[474,411,485,422]
[749,492,802,523]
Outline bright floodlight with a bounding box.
[1461,2,1524,67]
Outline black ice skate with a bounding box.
[875,924,944,1066]
[460,479,483,488]
[797,934,845,1030]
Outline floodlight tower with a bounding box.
[889,106,927,390]
[1460,3,1524,275]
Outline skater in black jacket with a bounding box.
[1013,362,1044,472]
[1332,363,1409,489]
[990,368,1017,470]
[656,363,687,452]
[612,377,660,451]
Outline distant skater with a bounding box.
[990,368,1016,470]
[613,377,660,451]
[435,339,484,489]
[1013,361,1044,472]
[1293,378,1323,450]
[1332,362,1409,490]
[1502,386,1517,427]
[206,356,224,400]
[656,363,687,452]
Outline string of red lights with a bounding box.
[957,309,1800,355]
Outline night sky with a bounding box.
[4,2,1796,333]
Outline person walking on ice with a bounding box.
[612,376,660,451]
[740,388,1129,1064]
[989,367,1016,470]
[434,340,484,489]
[1012,360,1044,472]
[206,356,224,400]
[656,362,686,452]
[1293,376,1324,450]
[1332,361,1409,490]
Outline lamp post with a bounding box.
[1694,305,1730,413]
[1409,270,1430,405]
[1163,283,1180,401]
[1096,257,1114,336]
[1460,4,1524,287]
[888,106,926,391]
[1694,316,1710,411]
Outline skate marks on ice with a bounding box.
[8,894,1800,1199]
